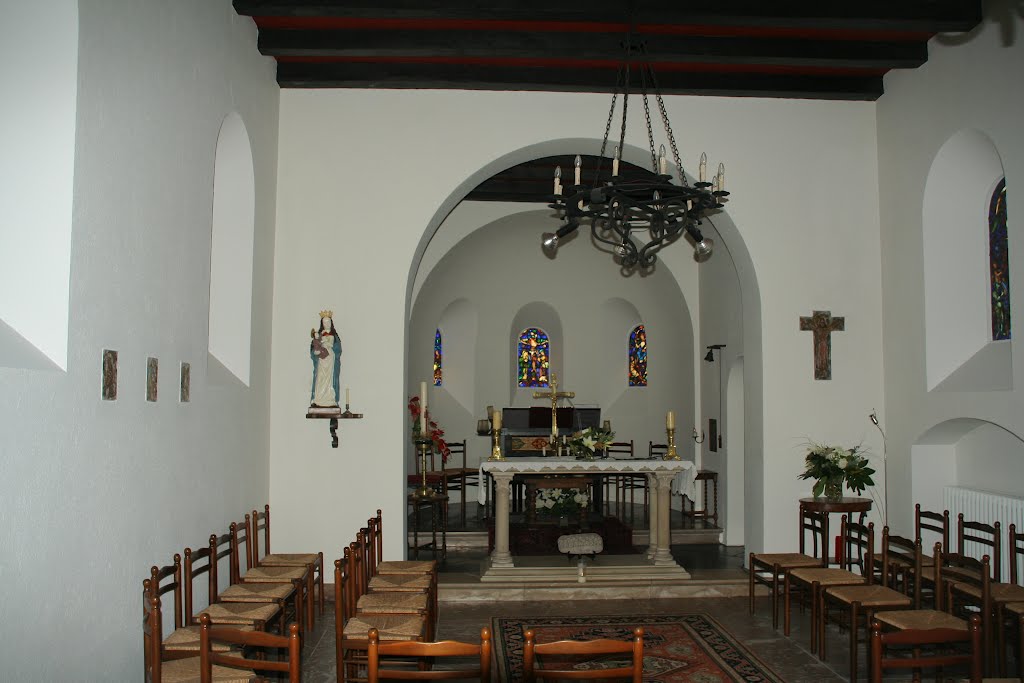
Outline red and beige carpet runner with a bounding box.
[492,613,785,682]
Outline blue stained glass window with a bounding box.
[517,328,549,387]
[989,178,1010,340]
[433,328,442,386]
[629,325,648,386]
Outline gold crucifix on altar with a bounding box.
[532,372,575,445]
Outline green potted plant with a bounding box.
[798,442,875,501]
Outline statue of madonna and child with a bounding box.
[309,310,342,409]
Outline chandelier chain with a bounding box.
[651,68,686,187]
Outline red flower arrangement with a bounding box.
[408,395,451,465]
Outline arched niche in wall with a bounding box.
[509,302,562,406]
[0,3,77,371]
[597,297,642,406]
[435,298,478,415]
[207,112,255,387]
[923,129,1012,392]
[910,417,1024,525]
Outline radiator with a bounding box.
[943,485,1024,581]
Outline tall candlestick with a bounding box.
[420,381,427,433]
[666,410,675,429]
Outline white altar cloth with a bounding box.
[478,457,696,504]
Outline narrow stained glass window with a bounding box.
[517,327,549,387]
[433,328,443,386]
[989,178,1010,341]
[629,325,648,386]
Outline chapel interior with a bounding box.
[3,1,1024,681]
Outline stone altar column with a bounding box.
[490,471,515,568]
[653,471,677,566]
[646,472,659,559]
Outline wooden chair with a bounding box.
[143,579,252,682]
[749,507,829,629]
[819,526,915,682]
[365,516,437,600]
[607,440,644,519]
[869,613,983,683]
[784,516,870,653]
[368,509,437,577]
[873,544,990,675]
[195,532,292,634]
[367,626,492,682]
[958,513,1002,582]
[971,522,1024,676]
[349,542,435,641]
[250,504,325,618]
[522,626,644,682]
[441,440,479,528]
[1006,601,1024,679]
[198,613,301,682]
[183,540,282,634]
[335,557,428,683]
[231,516,313,633]
[648,442,667,459]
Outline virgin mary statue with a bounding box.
[310,310,342,407]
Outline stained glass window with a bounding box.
[517,327,550,387]
[629,325,648,386]
[433,328,442,386]
[989,178,1010,341]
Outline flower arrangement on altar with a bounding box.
[407,395,451,465]
[536,488,589,517]
[566,425,615,460]
[798,441,875,501]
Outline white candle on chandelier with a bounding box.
[573,154,582,186]
[712,176,719,195]
[699,152,707,183]
[717,162,726,192]
[658,144,667,175]
[612,145,620,177]
[553,166,562,195]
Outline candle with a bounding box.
[666,410,675,429]
[658,145,667,175]
[717,162,726,192]
[420,381,428,433]
[612,145,620,177]
[492,410,501,431]
[699,152,707,183]
[553,166,562,195]
[345,387,350,406]
[573,155,582,186]
[712,176,719,195]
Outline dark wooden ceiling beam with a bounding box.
[275,61,884,100]
[258,29,927,69]
[234,0,983,34]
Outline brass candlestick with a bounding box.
[488,426,504,461]
[663,426,681,460]
[413,438,435,498]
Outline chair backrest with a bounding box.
[365,516,381,577]
[367,626,492,681]
[229,518,253,579]
[937,545,991,617]
[372,509,385,567]
[1009,523,1023,586]
[606,441,634,459]
[523,627,644,682]
[142,579,164,682]
[444,440,468,471]
[648,442,667,459]
[149,554,184,630]
[869,613,982,683]
[915,504,950,553]
[798,508,829,563]
[957,513,1002,582]
[199,613,301,683]
[209,532,233,590]
[840,516,874,576]
[879,528,920,605]
[183,543,219,624]
[348,538,370,601]
[251,504,271,562]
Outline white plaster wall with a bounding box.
[0,2,279,678]
[878,10,1024,536]
[0,1,77,369]
[271,87,882,558]
[954,422,1024,498]
[408,209,695,480]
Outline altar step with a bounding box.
[424,526,722,551]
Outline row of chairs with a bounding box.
[750,504,1024,681]
[143,505,323,682]
[334,509,647,681]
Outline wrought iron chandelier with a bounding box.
[542,39,729,270]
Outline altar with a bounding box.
[479,457,696,582]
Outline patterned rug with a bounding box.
[491,613,785,682]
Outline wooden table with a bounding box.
[408,492,448,561]
[799,496,871,564]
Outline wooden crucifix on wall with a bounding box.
[799,310,845,380]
